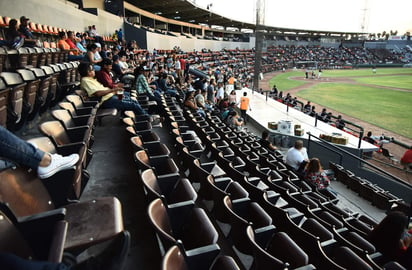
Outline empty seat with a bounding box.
[16,69,40,120]
[223,196,274,255]
[0,77,10,127]
[246,226,314,270]
[130,136,170,157]
[134,150,179,176]
[0,204,67,263]
[148,198,219,252]
[141,168,197,204]
[0,72,27,130]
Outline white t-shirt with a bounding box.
[216,87,224,100]
[285,147,306,170]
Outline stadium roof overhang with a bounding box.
[125,0,365,36]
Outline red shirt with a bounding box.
[401,149,412,164]
[95,69,115,89]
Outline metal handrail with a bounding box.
[306,132,410,187]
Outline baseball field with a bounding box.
[269,68,412,138]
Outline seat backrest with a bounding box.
[38,120,71,145]
[210,256,240,270]
[246,226,285,270]
[1,72,26,125]
[333,246,373,270]
[147,198,175,250]
[0,208,34,259]
[141,168,162,198]
[66,95,83,108]
[51,109,76,129]
[0,79,10,127]
[162,245,188,270]
[266,231,309,268]
[301,218,334,242]
[225,181,249,200]
[134,150,151,170]
[130,136,143,149]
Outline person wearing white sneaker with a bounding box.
[0,126,79,179]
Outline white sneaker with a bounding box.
[38,153,80,179]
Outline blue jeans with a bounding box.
[0,253,69,270]
[101,92,148,116]
[0,126,44,171]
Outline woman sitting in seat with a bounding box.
[304,158,337,199]
[368,211,412,269]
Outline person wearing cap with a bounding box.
[18,16,34,39]
[78,62,148,117]
[96,58,123,89]
[0,19,24,49]
[18,16,39,47]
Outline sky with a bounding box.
[191,0,412,34]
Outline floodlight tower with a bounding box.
[252,0,265,93]
[360,0,369,33]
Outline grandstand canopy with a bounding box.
[125,0,255,29]
[125,0,363,36]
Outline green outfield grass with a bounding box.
[270,68,412,138]
[321,68,412,77]
[269,71,306,90]
[353,75,412,90]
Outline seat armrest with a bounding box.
[48,220,68,263]
[254,225,276,248]
[184,243,221,270]
[66,126,92,142]
[17,208,66,225]
[56,142,87,155]
[72,115,93,127]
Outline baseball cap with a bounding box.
[20,16,30,22]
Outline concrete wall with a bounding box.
[0,0,122,36]
[146,31,253,52]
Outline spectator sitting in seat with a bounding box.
[303,101,311,114]
[309,106,316,117]
[18,16,39,47]
[0,126,79,179]
[195,88,212,111]
[304,158,337,198]
[363,131,390,147]
[134,64,162,112]
[400,146,412,169]
[319,108,327,121]
[335,115,345,130]
[78,62,148,116]
[84,43,102,71]
[227,110,243,130]
[368,211,412,269]
[324,112,332,123]
[0,19,24,49]
[57,31,84,61]
[158,72,178,97]
[285,140,309,172]
[259,131,277,151]
[95,58,123,90]
[184,89,205,117]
